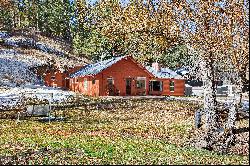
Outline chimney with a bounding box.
[152,62,160,72]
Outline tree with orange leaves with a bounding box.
[175,0,249,152]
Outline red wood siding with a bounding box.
[44,71,66,88]
[148,79,185,96]
[170,79,185,96]
[44,66,83,89]
[69,76,100,97]
[96,57,152,96]
[44,57,185,97]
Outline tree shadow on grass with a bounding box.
[0,109,20,120]
[234,127,249,134]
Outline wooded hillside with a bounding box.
[0,0,194,67]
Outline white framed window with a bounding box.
[84,78,88,90]
[170,81,175,92]
[51,75,55,80]
[136,77,146,89]
[149,80,163,91]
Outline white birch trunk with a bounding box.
[226,80,243,130]
[221,74,243,151]
[203,84,217,130]
[199,56,219,150]
[200,58,218,130]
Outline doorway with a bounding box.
[65,78,70,89]
[107,78,115,96]
[126,78,132,95]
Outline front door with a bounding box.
[126,78,132,95]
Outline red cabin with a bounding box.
[68,56,185,96]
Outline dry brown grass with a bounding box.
[0,98,248,164]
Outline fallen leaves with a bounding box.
[0,98,248,164]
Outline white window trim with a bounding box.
[107,77,114,84]
[136,77,146,89]
[170,81,175,92]
[51,75,56,80]
[160,81,163,91]
[150,80,163,92]
[84,78,88,90]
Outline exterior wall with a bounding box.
[69,76,100,97]
[149,78,185,96]
[170,79,185,96]
[68,57,185,97]
[44,66,83,89]
[44,71,66,88]
[96,57,152,96]
[163,79,170,95]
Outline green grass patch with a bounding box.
[0,99,248,164]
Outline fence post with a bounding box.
[16,112,21,123]
[51,93,56,118]
[195,109,202,128]
[48,93,52,123]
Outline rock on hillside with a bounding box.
[0,30,88,87]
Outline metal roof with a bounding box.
[175,67,189,76]
[145,66,183,79]
[70,55,183,79]
[70,56,126,78]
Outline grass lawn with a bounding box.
[0,99,248,165]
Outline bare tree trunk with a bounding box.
[12,9,16,29]
[200,54,219,150]
[203,81,217,130]
[226,92,241,130]
[224,78,243,151]
[203,77,219,150]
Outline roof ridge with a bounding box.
[70,55,126,78]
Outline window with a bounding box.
[107,78,114,86]
[170,81,175,92]
[76,79,79,82]
[92,79,96,84]
[136,77,146,89]
[51,76,55,80]
[84,78,88,90]
[149,81,163,91]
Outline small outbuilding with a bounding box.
[69,56,153,96]
[44,66,83,90]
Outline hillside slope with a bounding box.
[0,29,89,87]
